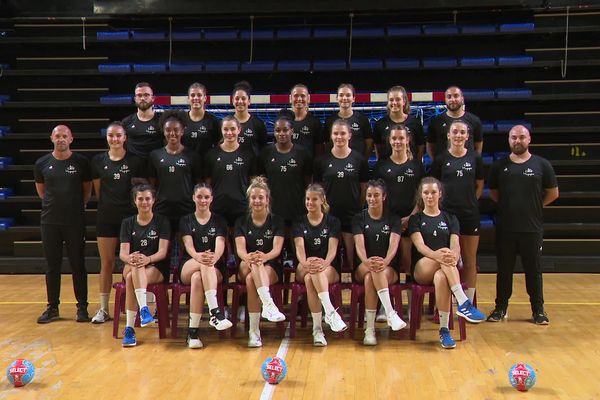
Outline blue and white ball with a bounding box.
[261,356,287,384]
[508,363,536,391]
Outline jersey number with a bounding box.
[313,238,321,246]
[256,239,264,246]
[113,173,121,180]
[140,239,148,247]
[337,171,344,178]
[226,164,233,171]
[169,166,175,173]
[201,236,208,243]
[280,166,287,173]
[397,175,404,183]
[456,170,463,177]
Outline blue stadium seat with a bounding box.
[350,59,383,70]
[495,88,532,99]
[0,95,9,105]
[169,63,204,72]
[385,58,420,69]
[495,120,532,132]
[100,128,107,137]
[0,217,16,230]
[133,63,167,73]
[462,89,495,101]
[205,61,239,72]
[497,56,533,66]
[313,60,346,71]
[0,126,11,135]
[98,64,131,73]
[387,25,422,36]
[100,95,132,105]
[131,31,166,40]
[0,187,14,199]
[493,152,510,161]
[172,31,202,40]
[0,63,9,69]
[499,23,535,33]
[241,61,275,72]
[460,57,495,67]
[481,121,495,133]
[96,31,130,40]
[480,215,494,229]
[313,27,347,38]
[240,29,274,40]
[204,29,238,40]
[277,60,311,72]
[277,28,311,39]
[422,57,457,69]
[0,156,14,168]
[460,24,497,34]
[423,24,459,35]
[482,153,494,165]
[353,27,385,38]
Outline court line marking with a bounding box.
[259,322,290,400]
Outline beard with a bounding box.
[511,144,528,155]
[446,102,463,112]
[137,101,153,111]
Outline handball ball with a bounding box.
[6,359,35,387]
[508,363,536,391]
[261,357,287,384]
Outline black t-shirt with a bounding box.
[234,213,285,254]
[430,150,483,219]
[488,154,558,233]
[33,152,91,225]
[204,146,257,218]
[372,157,424,218]
[122,112,164,158]
[179,111,221,158]
[373,114,425,159]
[147,147,202,221]
[237,114,268,156]
[291,112,324,157]
[426,112,483,157]
[352,209,402,259]
[91,152,145,225]
[313,150,369,228]
[120,213,171,278]
[258,144,312,222]
[292,213,341,260]
[408,211,460,257]
[179,212,228,260]
[324,111,373,156]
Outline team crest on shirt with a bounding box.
[344,163,355,172]
[120,164,130,174]
[147,229,158,239]
[301,126,310,134]
[176,158,187,167]
[234,157,245,166]
[244,128,254,137]
[264,229,273,240]
[288,158,298,168]
[405,168,415,177]
[437,221,448,230]
[147,126,155,134]
[66,165,77,174]
[523,168,534,177]
[381,224,390,235]
[320,228,329,238]
[207,227,216,236]
[462,162,472,171]
[351,122,359,130]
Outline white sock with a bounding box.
[365,309,377,330]
[312,312,323,332]
[249,312,261,335]
[134,288,147,308]
[146,292,156,307]
[317,292,335,315]
[439,311,450,329]
[126,310,136,327]
[451,284,469,306]
[376,288,395,315]
[100,293,109,311]
[189,312,201,328]
[205,289,218,311]
[466,288,476,303]
[257,286,272,305]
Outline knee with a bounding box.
[363,272,373,286]
[245,273,255,288]
[191,271,203,288]
[433,270,448,288]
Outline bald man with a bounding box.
[34,125,92,323]
[487,125,559,325]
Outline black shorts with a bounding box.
[456,214,481,236]
[96,221,121,237]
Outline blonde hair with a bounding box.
[305,183,330,214]
[246,175,271,213]
[387,85,410,114]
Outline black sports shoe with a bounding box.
[37,306,59,324]
[533,310,549,325]
[487,308,508,322]
[76,305,91,322]
[209,308,233,331]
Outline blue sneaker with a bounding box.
[439,328,456,349]
[140,306,154,327]
[456,299,485,323]
[122,326,136,347]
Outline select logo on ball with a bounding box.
[6,359,35,387]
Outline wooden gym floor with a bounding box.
[1,273,599,399]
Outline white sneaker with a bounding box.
[187,328,203,349]
[238,305,246,323]
[313,330,327,347]
[324,310,347,333]
[91,309,111,324]
[376,305,387,322]
[387,311,407,331]
[363,328,377,346]
[209,308,233,331]
[248,331,262,348]
[262,301,285,322]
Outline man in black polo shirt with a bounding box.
[122,82,163,158]
[487,125,559,325]
[34,125,93,323]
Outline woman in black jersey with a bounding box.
[119,180,170,347]
[179,183,232,349]
[180,82,221,158]
[148,111,203,233]
[374,85,425,160]
[231,81,268,156]
[324,83,373,159]
[353,180,407,346]
[235,177,286,348]
[289,83,324,157]
[204,116,256,227]
[90,122,144,324]
[293,183,347,346]
[313,119,368,273]
[408,177,485,349]
[372,124,423,279]
[430,120,484,307]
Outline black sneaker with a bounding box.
[76,306,91,322]
[209,308,233,331]
[533,310,549,325]
[37,306,59,324]
[187,328,203,349]
[487,308,507,322]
